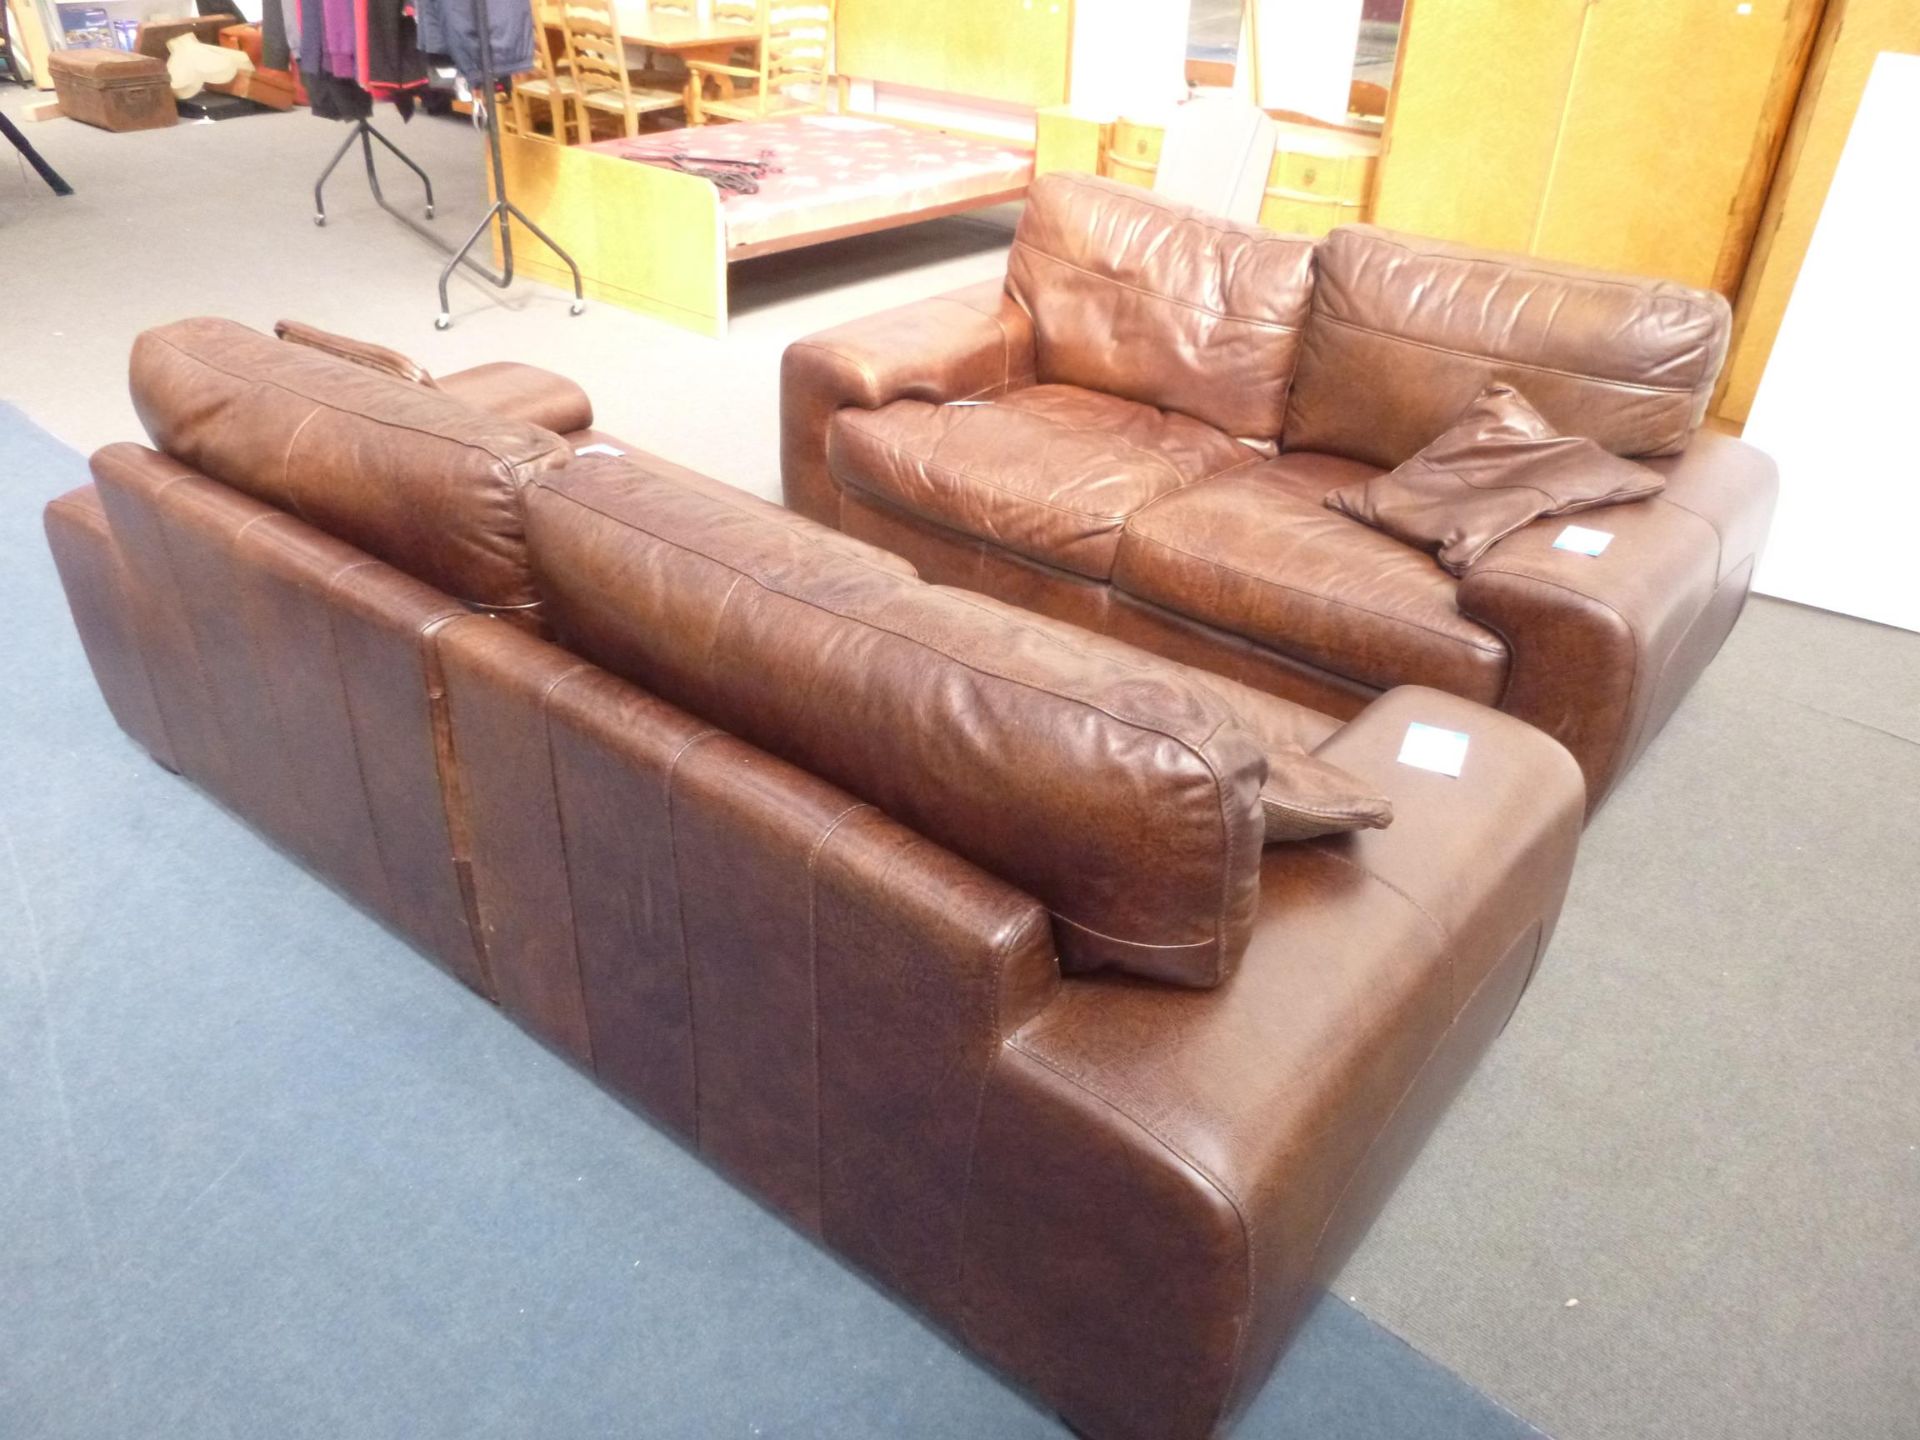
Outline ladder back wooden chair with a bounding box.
[563,0,685,140]
[508,3,580,140]
[687,0,831,125]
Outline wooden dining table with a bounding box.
[610,6,759,63]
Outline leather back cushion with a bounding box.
[1285,226,1732,468]
[524,455,1272,989]
[1008,172,1315,440]
[130,316,569,615]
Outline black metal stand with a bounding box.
[313,116,435,227]
[307,0,582,328]
[1,110,73,197]
[432,0,583,329]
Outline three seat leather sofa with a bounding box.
[782,172,1779,812]
[46,318,1586,1439]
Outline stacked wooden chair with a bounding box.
[508,5,580,140]
[562,0,688,140]
[688,0,831,125]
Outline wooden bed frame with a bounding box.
[492,126,1030,337]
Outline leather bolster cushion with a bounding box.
[273,318,437,386]
[129,316,569,615]
[435,362,596,437]
[523,456,1386,988]
[1008,172,1315,441]
[271,319,598,437]
[1284,224,1732,469]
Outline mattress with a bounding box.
[594,114,1034,254]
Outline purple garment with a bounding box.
[324,0,357,78]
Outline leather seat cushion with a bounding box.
[1114,452,1511,704]
[522,455,1377,988]
[129,316,568,616]
[828,384,1254,581]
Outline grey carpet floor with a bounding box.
[0,400,1544,1439]
[0,89,1014,497]
[7,82,1920,1440]
[1335,595,1920,1440]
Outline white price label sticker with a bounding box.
[1398,722,1470,778]
[574,443,626,458]
[1553,524,1614,556]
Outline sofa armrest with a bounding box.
[1457,430,1778,810]
[437,361,595,437]
[958,688,1582,1440]
[780,277,1035,526]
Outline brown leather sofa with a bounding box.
[47,318,1584,1440]
[781,172,1779,812]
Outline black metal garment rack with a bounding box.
[432,0,583,328]
[307,0,584,330]
[1,111,73,197]
[313,116,435,226]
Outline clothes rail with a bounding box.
[313,116,434,226]
[305,0,583,330]
[433,0,583,329]
[2,110,72,197]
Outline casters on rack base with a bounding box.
[425,204,435,219]
[434,313,451,331]
[314,214,326,226]
[569,301,585,316]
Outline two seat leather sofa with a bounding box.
[48,318,1584,1439]
[782,171,1779,812]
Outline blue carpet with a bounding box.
[0,401,1548,1440]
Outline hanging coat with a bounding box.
[417,0,533,83]
[361,0,429,100]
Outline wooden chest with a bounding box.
[216,22,304,110]
[48,48,176,132]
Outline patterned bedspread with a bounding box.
[593,114,1034,254]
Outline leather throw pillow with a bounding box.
[1324,383,1666,575]
[273,319,438,387]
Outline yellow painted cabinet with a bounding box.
[1096,115,1378,238]
[1373,0,1824,293]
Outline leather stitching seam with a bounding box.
[956,918,1059,1349]
[536,667,596,1069]
[1012,239,1307,336]
[661,726,723,1145]
[537,481,1247,959]
[805,800,876,1237]
[1276,926,1525,1435]
[143,329,566,472]
[1004,1037,1257,1415]
[1463,567,1641,795]
[1306,311,1704,397]
[534,484,1243,747]
[1321,229,1725,386]
[1118,529,1509,660]
[307,554,408,924]
[835,408,1206,529]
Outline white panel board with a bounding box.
[1242,0,1363,122]
[1069,0,1189,118]
[1743,50,1920,633]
